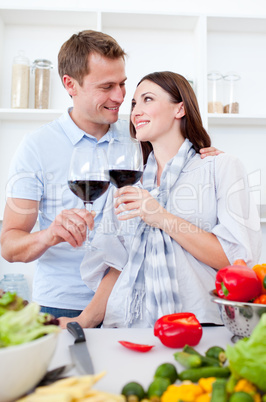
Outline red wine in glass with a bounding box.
[68,146,109,250]
[109,169,143,188]
[107,138,143,235]
[68,180,110,203]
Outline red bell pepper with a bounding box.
[154,312,202,349]
[215,265,261,302]
[118,340,155,352]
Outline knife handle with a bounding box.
[67,322,86,344]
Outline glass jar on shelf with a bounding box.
[223,72,241,114]
[207,71,223,114]
[11,51,30,109]
[32,59,53,109]
[0,273,30,301]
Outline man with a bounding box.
[1,30,218,318]
[0,30,129,318]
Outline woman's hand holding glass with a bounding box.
[114,186,166,229]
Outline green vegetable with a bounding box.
[0,291,25,316]
[183,344,222,367]
[225,374,238,394]
[179,366,230,382]
[0,302,59,347]
[121,381,146,400]
[211,378,227,402]
[229,391,254,402]
[206,346,227,364]
[154,362,178,383]
[147,377,171,399]
[174,351,202,368]
[226,312,266,392]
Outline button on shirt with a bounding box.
[6,109,130,309]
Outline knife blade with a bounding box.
[67,322,94,375]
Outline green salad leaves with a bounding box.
[226,313,266,392]
[0,292,60,348]
[0,291,26,316]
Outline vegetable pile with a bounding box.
[0,291,60,347]
[226,313,266,392]
[121,312,266,401]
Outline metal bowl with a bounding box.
[210,290,266,341]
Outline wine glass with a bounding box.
[107,137,143,235]
[68,145,110,250]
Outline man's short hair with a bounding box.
[58,30,126,86]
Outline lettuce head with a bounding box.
[226,312,266,391]
[0,302,60,347]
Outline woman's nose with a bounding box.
[131,103,142,118]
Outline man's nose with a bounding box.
[111,86,125,103]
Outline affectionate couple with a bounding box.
[1,30,261,328]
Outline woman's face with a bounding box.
[130,79,182,144]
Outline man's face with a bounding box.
[70,53,127,127]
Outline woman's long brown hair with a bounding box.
[130,71,211,165]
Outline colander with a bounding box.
[210,290,266,342]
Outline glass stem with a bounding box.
[84,201,93,247]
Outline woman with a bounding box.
[60,71,261,328]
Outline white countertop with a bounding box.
[48,326,234,395]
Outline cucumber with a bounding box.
[226,374,238,394]
[179,366,231,382]
[229,392,254,402]
[183,345,222,367]
[206,346,227,364]
[211,378,227,402]
[173,351,202,368]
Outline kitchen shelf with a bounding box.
[208,114,266,126]
[0,108,65,121]
[0,8,99,28]
[259,205,266,224]
[101,11,199,31]
[0,109,129,122]
[207,16,266,33]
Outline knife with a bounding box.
[67,322,94,375]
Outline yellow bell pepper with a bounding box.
[234,379,261,402]
[198,377,216,393]
[195,394,211,402]
[161,382,203,402]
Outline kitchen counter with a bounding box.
[48,326,234,394]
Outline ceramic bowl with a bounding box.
[210,290,266,341]
[0,332,58,402]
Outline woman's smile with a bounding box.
[135,120,150,130]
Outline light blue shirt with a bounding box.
[6,109,130,309]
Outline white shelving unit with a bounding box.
[0,4,265,278]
